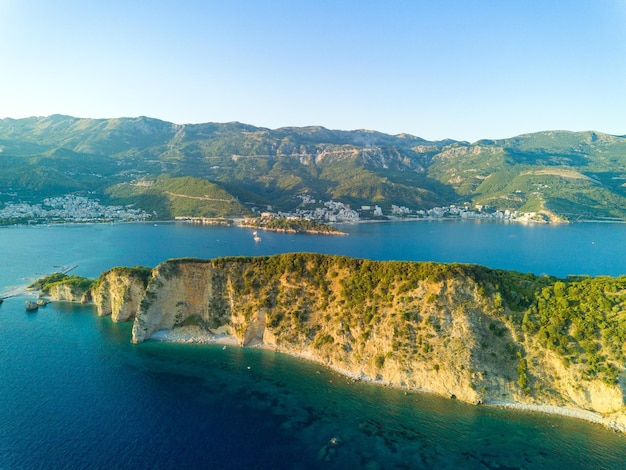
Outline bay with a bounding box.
[1,220,626,469]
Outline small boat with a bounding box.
[25,300,39,312]
[253,230,261,242]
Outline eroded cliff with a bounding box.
[85,254,626,432]
[92,266,152,321]
[47,283,92,303]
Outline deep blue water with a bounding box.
[1,220,626,469]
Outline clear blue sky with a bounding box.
[1,0,625,142]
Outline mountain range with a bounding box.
[1,114,626,220]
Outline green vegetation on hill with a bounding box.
[178,253,625,396]
[2,116,626,220]
[429,131,626,219]
[522,276,626,385]
[30,273,94,293]
[106,175,251,218]
[244,216,344,234]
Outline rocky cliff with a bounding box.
[92,267,152,321]
[47,283,92,303]
[89,254,626,432]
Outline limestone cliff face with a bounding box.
[104,254,626,432]
[47,284,92,303]
[131,261,229,342]
[92,267,151,322]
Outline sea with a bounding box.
[1,220,626,469]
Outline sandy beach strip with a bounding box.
[485,401,626,433]
[146,329,626,433]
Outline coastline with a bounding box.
[9,280,626,436]
[1,264,77,300]
[4,211,626,232]
[484,401,626,433]
[145,328,626,434]
[238,223,348,236]
[0,283,40,300]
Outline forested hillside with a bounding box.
[2,115,625,220]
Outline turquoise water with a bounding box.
[1,221,626,468]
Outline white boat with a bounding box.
[253,230,261,242]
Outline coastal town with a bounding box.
[0,193,550,226]
[280,194,528,223]
[242,194,550,224]
[0,195,151,224]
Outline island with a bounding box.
[238,215,347,235]
[37,253,626,433]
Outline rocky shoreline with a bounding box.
[19,286,626,434]
[26,254,626,435]
[143,326,626,434]
[486,401,626,433]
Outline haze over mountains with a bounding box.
[1,115,626,221]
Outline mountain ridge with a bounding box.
[1,115,626,220]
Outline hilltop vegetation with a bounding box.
[106,175,251,218]
[30,272,94,293]
[429,131,626,220]
[1,115,626,220]
[204,253,625,389]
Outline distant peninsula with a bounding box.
[38,253,626,433]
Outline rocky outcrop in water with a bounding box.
[86,254,626,433]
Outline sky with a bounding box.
[1,0,625,142]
